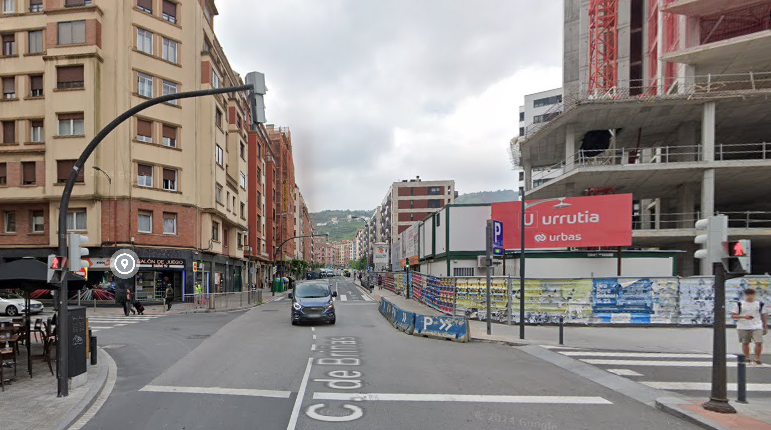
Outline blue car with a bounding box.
[289,281,337,325]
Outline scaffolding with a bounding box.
[587,0,620,96]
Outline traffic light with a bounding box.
[47,255,68,283]
[723,240,751,275]
[694,215,727,264]
[68,233,89,272]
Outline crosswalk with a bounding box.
[88,314,165,332]
[544,346,771,396]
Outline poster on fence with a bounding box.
[512,279,593,324]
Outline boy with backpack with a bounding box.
[731,288,768,365]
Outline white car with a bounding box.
[0,292,44,316]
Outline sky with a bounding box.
[216,0,563,212]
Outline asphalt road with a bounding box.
[79,277,701,430]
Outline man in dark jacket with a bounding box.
[165,284,174,311]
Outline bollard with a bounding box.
[90,336,97,365]
[559,316,564,345]
[737,354,747,403]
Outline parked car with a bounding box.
[288,281,337,325]
[0,292,44,316]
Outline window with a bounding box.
[215,145,223,166]
[519,111,525,122]
[203,4,211,21]
[453,267,475,277]
[427,186,441,195]
[66,210,86,231]
[162,168,176,191]
[215,109,223,128]
[56,160,84,183]
[239,172,246,189]
[240,142,245,159]
[223,228,229,247]
[2,121,15,143]
[226,191,231,210]
[2,77,14,99]
[57,113,84,136]
[162,0,176,23]
[3,211,15,233]
[211,71,220,89]
[211,221,219,241]
[428,199,442,209]
[29,0,42,13]
[137,164,153,187]
[3,0,14,13]
[232,196,236,211]
[137,28,153,56]
[435,213,440,227]
[137,0,152,14]
[162,80,177,104]
[519,127,524,137]
[1,33,15,56]
[533,112,560,124]
[0,163,5,185]
[29,75,43,97]
[162,124,177,147]
[161,37,177,63]
[163,212,176,234]
[21,161,35,185]
[138,211,152,233]
[30,210,44,233]
[137,73,153,97]
[30,120,43,142]
[28,30,43,54]
[215,184,222,204]
[65,0,91,7]
[533,94,562,108]
[136,119,152,142]
[57,21,86,45]
[237,232,242,248]
[57,65,84,89]
[240,202,245,219]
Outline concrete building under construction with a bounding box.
[519,0,771,276]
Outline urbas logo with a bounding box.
[544,233,582,242]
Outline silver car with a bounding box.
[0,292,44,316]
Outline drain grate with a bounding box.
[187,334,210,339]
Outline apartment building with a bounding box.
[266,125,296,264]
[313,235,326,265]
[0,0,258,298]
[519,0,771,276]
[518,87,563,139]
[246,121,271,286]
[294,186,313,262]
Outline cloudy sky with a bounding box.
[217,0,563,211]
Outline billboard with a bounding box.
[373,244,389,264]
[491,194,632,249]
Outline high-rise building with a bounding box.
[378,176,455,247]
[0,0,253,296]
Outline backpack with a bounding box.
[736,301,764,314]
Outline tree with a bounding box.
[349,255,367,271]
[288,259,311,277]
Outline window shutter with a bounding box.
[65,0,87,6]
[0,163,6,178]
[162,0,176,17]
[162,124,176,139]
[137,119,153,137]
[58,112,84,121]
[137,0,152,11]
[57,65,84,83]
[3,78,14,93]
[2,34,13,44]
[31,120,43,128]
[3,122,14,143]
[163,168,176,181]
[30,0,42,5]
[23,162,35,182]
[31,76,43,91]
[138,164,153,177]
[57,160,77,182]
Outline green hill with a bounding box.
[455,189,518,204]
[309,210,373,242]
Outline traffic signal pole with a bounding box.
[55,84,254,397]
[703,262,736,414]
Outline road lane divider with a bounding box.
[139,385,291,398]
[378,298,469,342]
[287,357,314,430]
[313,392,612,404]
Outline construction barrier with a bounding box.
[378,298,467,342]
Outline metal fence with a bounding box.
[176,290,262,312]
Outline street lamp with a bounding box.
[518,187,571,340]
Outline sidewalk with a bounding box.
[84,289,285,316]
[372,287,771,430]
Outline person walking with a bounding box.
[194,282,203,309]
[378,275,383,290]
[165,284,174,312]
[731,288,768,365]
[124,289,136,316]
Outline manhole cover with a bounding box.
[187,334,210,339]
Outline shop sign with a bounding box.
[138,258,185,269]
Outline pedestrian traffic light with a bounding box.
[723,239,751,275]
[694,215,727,263]
[47,254,68,283]
[68,234,89,272]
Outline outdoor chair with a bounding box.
[40,321,55,375]
[33,318,44,343]
[0,330,18,391]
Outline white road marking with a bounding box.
[311,327,315,332]
[581,359,767,368]
[642,382,771,392]
[313,334,317,340]
[361,295,373,301]
[68,349,118,430]
[560,352,715,359]
[273,297,284,302]
[313,393,612,404]
[287,358,314,430]
[311,344,316,351]
[606,369,643,377]
[340,295,348,301]
[139,385,292,398]
[540,345,580,350]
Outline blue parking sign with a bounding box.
[493,220,504,256]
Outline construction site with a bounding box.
[517,0,771,276]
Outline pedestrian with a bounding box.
[124,289,136,316]
[731,288,768,365]
[194,282,203,308]
[165,284,174,312]
[378,275,383,290]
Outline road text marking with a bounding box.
[340,295,348,301]
[606,369,643,376]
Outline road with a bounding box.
[78,277,700,430]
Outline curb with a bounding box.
[655,397,734,430]
[48,349,111,430]
[469,337,529,347]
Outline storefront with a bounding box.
[136,258,186,301]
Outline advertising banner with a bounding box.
[491,194,633,249]
[373,244,389,264]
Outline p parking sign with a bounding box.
[492,220,504,256]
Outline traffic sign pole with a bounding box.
[485,220,493,335]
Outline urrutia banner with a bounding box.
[492,194,633,249]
